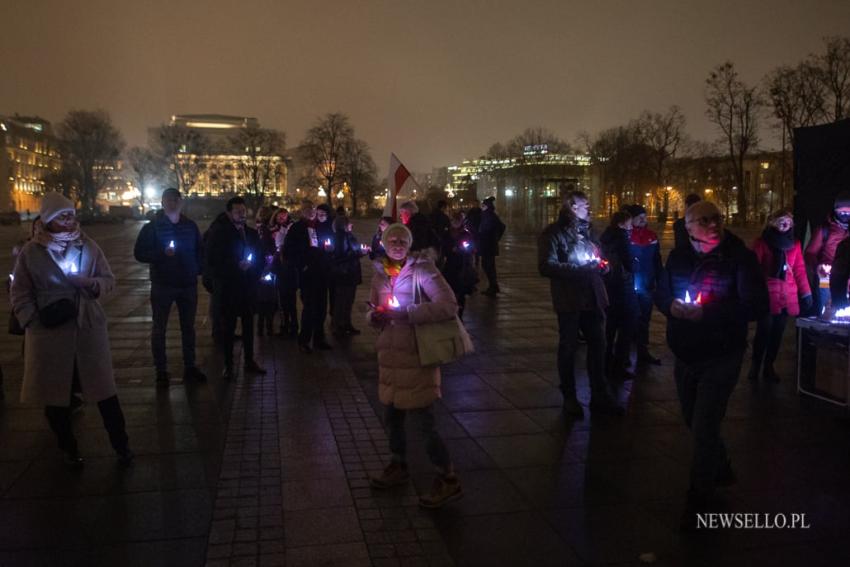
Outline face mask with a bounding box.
[836,212,850,224]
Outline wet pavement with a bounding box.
[0,219,849,566]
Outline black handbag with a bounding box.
[8,312,24,335]
[38,297,77,328]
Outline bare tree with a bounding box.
[705,61,764,221]
[637,106,687,215]
[56,110,125,213]
[301,113,355,208]
[126,147,165,213]
[765,62,827,148]
[582,124,653,215]
[816,36,850,121]
[229,126,285,209]
[153,123,208,194]
[341,138,377,216]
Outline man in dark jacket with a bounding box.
[205,197,266,379]
[430,200,451,240]
[284,199,333,353]
[538,191,625,418]
[134,188,206,385]
[479,196,506,296]
[673,193,702,250]
[626,204,663,365]
[654,201,768,530]
[400,200,441,259]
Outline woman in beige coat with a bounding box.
[367,223,462,508]
[10,192,132,468]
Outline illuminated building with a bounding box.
[0,115,62,213]
[150,115,288,199]
[444,145,595,231]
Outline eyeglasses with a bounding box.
[687,214,722,226]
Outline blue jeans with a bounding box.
[556,310,609,400]
[151,283,198,371]
[674,352,744,496]
[385,405,450,470]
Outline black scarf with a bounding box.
[762,227,794,279]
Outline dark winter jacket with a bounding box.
[430,210,451,239]
[654,230,769,364]
[283,218,331,284]
[478,208,506,257]
[629,226,662,294]
[133,211,203,287]
[538,210,609,313]
[673,217,690,250]
[600,225,635,303]
[407,213,441,256]
[829,237,850,308]
[331,230,363,286]
[271,220,299,291]
[441,227,477,295]
[804,215,849,268]
[369,230,386,261]
[204,213,263,305]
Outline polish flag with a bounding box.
[384,153,421,220]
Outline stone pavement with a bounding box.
[0,220,849,566]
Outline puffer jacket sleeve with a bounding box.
[791,241,811,297]
[406,262,457,325]
[10,245,38,328]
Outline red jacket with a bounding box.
[804,217,849,267]
[752,238,811,316]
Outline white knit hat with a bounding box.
[39,192,76,224]
[381,223,413,248]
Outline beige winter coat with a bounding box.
[10,234,117,406]
[369,255,458,409]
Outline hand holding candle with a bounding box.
[323,238,333,251]
[165,239,176,256]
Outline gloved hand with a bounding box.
[800,294,813,314]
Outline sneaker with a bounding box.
[418,475,463,509]
[117,448,135,468]
[589,397,626,416]
[244,360,267,374]
[369,462,410,489]
[183,366,207,383]
[715,459,737,487]
[562,396,585,418]
[156,370,171,386]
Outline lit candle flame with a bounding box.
[684,291,692,303]
[246,253,253,262]
[69,262,79,274]
[324,238,332,248]
[462,241,470,249]
[262,273,273,282]
[168,240,175,249]
[695,292,703,305]
[388,295,400,309]
[9,273,14,282]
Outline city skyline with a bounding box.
[2,0,849,174]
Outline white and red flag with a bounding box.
[384,153,421,220]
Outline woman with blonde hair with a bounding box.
[749,208,811,382]
[367,223,462,508]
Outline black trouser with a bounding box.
[256,302,276,335]
[481,254,498,291]
[751,311,788,372]
[605,291,639,367]
[45,396,128,455]
[332,284,357,332]
[299,278,328,346]
[215,291,255,369]
[277,284,298,332]
[635,291,654,354]
[385,405,450,471]
[150,283,197,372]
[556,310,609,401]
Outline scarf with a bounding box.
[762,226,795,279]
[381,256,404,278]
[33,218,82,253]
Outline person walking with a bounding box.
[626,204,663,365]
[270,208,298,337]
[11,192,133,467]
[367,223,463,508]
[330,214,364,337]
[538,191,625,418]
[284,200,333,353]
[133,188,206,385]
[478,196,506,296]
[749,209,812,382]
[205,197,266,379]
[654,201,768,530]
[599,210,638,381]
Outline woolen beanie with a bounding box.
[381,223,413,248]
[39,192,76,224]
[626,204,646,217]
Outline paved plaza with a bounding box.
[0,220,849,566]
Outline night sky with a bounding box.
[3,0,849,173]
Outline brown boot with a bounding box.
[369,462,410,489]
[418,474,463,508]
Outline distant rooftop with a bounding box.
[170,114,259,129]
[0,115,52,134]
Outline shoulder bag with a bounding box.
[412,267,474,367]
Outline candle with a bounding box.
[9,273,13,282]
[262,273,273,282]
[388,295,400,309]
[324,238,332,249]
[68,261,79,275]
[246,253,253,263]
[360,243,370,252]
[167,240,175,249]
[461,241,471,250]
[824,264,832,275]
[684,291,702,305]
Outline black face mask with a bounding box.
[836,212,850,224]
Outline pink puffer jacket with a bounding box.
[369,255,458,409]
[752,238,811,316]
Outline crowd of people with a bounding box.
[9,184,850,522]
